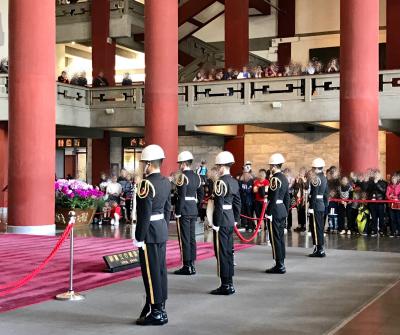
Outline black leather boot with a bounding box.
[309,245,326,258]
[174,261,193,275]
[136,302,150,322]
[210,277,235,295]
[190,261,196,275]
[136,304,167,326]
[308,246,318,257]
[161,301,168,323]
[265,261,286,274]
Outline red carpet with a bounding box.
[0,234,252,313]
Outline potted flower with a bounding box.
[55,179,104,228]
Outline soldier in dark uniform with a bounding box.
[308,158,329,257]
[134,144,171,326]
[265,153,290,274]
[210,151,241,295]
[174,151,204,275]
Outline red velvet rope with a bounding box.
[0,223,73,296]
[329,198,400,204]
[234,201,267,243]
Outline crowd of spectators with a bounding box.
[229,162,400,238]
[57,70,134,87]
[192,58,340,82]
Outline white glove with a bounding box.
[308,209,314,214]
[175,215,181,218]
[234,222,238,227]
[133,240,146,250]
[266,215,272,221]
[211,225,220,232]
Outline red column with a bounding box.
[340,0,379,175]
[145,0,178,175]
[0,122,7,208]
[92,0,116,85]
[225,0,249,69]
[277,0,295,66]
[8,0,56,234]
[386,0,400,69]
[386,133,400,175]
[92,132,110,185]
[224,125,245,178]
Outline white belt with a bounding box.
[223,204,232,210]
[276,200,283,204]
[185,197,197,202]
[150,214,164,221]
[316,195,323,199]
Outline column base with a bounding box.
[7,224,56,236]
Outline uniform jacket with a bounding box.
[266,171,290,219]
[213,174,241,227]
[309,172,329,212]
[135,172,171,244]
[175,169,204,217]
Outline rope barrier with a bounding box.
[234,201,267,243]
[329,198,400,204]
[0,222,73,297]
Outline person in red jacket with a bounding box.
[110,200,122,226]
[253,169,269,230]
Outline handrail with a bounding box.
[2,70,400,110]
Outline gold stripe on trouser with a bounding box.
[312,212,318,245]
[215,231,221,278]
[269,219,276,260]
[176,217,183,263]
[143,244,155,304]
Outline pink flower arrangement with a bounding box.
[55,179,104,209]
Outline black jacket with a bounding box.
[135,173,171,243]
[266,172,290,219]
[309,172,329,212]
[366,180,387,200]
[175,170,204,217]
[213,174,241,227]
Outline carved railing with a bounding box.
[1,71,400,110]
[56,0,144,22]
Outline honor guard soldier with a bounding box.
[134,144,171,326]
[265,153,290,274]
[210,151,241,295]
[308,158,329,257]
[174,151,204,275]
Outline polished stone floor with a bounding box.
[1,215,400,334]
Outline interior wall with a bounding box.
[245,131,386,176]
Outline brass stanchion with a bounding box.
[55,211,85,301]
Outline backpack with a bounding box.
[356,205,370,233]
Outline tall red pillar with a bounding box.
[277,0,295,66]
[92,132,110,185]
[340,0,379,175]
[92,0,116,85]
[0,122,8,209]
[8,0,56,234]
[386,0,400,69]
[145,0,178,175]
[225,0,249,69]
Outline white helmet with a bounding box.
[244,161,252,166]
[140,144,166,162]
[268,153,285,165]
[215,151,235,165]
[312,158,325,168]
[177,151,194,163]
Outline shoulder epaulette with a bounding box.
[176,173,189,187]
[214,180,228,197]
[270,177,282,191]
[138,179,155,199]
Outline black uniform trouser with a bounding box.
[213,226,234,285]
[139,242,167,305]
[177,216,197,262]
[369,203,385,233]
[310,210,325,246]
[267,217,286,263]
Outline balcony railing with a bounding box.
[1,71,400,110]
